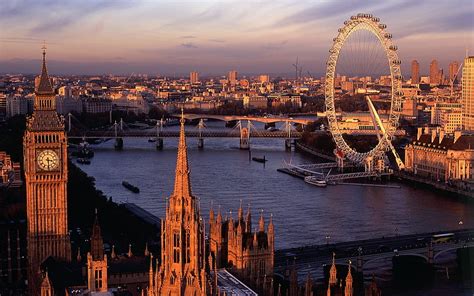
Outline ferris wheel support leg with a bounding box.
[366,97,405,170]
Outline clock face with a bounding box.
[37,149,60,171]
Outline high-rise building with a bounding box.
[449,61,460,83]
[148,114,208,295]
[430,59,440,85]
[23,49,71,293]
[411,60,420,84]
[190,71,199,84]
[0,93,6,121]
[228,70,238,83]
[431,103,462,133]
[462,56,474,130]
[259,74,270,83]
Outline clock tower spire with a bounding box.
[24,46,71,294]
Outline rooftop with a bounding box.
[214,269,257,296]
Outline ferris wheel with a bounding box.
[324,13,404,170]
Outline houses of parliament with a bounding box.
[22,50,277,295]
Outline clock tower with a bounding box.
[23,47,71,293]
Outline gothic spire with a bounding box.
[90,209,104,260]
[259,209,265,232]
[36,43,54,95]
[344,260,353,296]
[172,109,192,199]
[329,252,337,285]
[238,199,243,221]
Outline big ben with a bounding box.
[24,47,71,292]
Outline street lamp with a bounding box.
[325,235,331,246]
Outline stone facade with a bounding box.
[208,203,274,290]
[404,128,474,181]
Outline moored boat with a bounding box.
[304,176,327,187]
[252,156,267,163]
[76,158,91,165]
[122,181,140,193]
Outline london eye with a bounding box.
[324,14,404,171]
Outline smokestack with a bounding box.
[439,130,445,144]
[417,127,423,140]
[431,129,437,143]
[454,130,462,143]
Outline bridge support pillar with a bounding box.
[428,241,433,264]
[240,138,250,150]
[198,138,204,149]
[239,122,250,150]
[285,139,293,151]
[357,255,363,272]
[156,138,163,150]
[114,138,123,150]
[356,247,363,272]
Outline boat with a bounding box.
[122,181,140,193]
[164,118,180,127]
[76,158,91,165]
[304,176,327,187]
[148,137,157,143]
[252,156,267,163]
[77,141,94,158]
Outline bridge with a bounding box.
[275,228,474,284]
[66,115,304,150]
[66,112,404,151]
[67,129,302,139]
[175,113,314,125]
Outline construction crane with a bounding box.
[292,57,300,82]
[366,96,405,170]
[125,72,135,83]
[450,62,463,97]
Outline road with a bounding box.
[275,228,474,283]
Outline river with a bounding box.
[78,122,474,250]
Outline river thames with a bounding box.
[78,123,474,250]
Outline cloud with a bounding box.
[0,37,52,44]
[0,0,136,35]
[262,40,288,51]
[277,0,380,27]
[181,35,196,39]
[181,42,198,49]
[208,39,226,43]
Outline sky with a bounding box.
[0,0,473,76]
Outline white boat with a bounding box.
[304,176,327,187]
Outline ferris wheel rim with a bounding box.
[324,14,403,164]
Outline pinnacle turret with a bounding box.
[329,252,337,285]
[259,210,265,232]
[90,209,104,260]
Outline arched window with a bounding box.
[173,232,180,263]
[186,231,191,263]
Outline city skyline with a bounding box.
[1,0,473,75]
